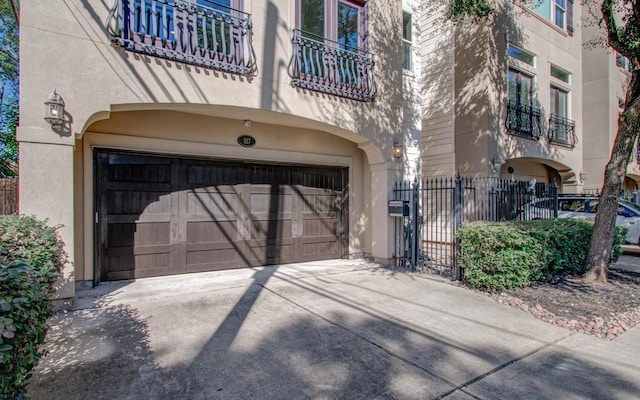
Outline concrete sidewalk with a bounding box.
[28,259,640,399]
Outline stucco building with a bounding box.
[19,0,632,301]
[421,0,584,191]
[20,0,422,300]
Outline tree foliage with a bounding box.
[444,0,495,23]
[0,0,18,178]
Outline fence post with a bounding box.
[411,178,419,272]
[453,173,463,280]
[552,181,558,218]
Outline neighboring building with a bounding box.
[581,38,640,195]
[421,0,584,192]
[19,0,414,300]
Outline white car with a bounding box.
[524,196,640,245]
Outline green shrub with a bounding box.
[0,215,66,399]
[456,219,624,292]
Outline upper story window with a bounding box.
[616,51,633,72]
[402,11,413,70]
[532,0,573,33]
[550,64,570,83]
[290,0,376,101]
[300,0,364,51]
[550,86,568,118]
[508,68,534,106]
[508,44,535,66]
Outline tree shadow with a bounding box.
[27,266,640,399]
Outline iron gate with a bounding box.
[392,175,558,279]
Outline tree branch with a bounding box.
[0,47,18,65]
[601,0,626,53]
[10,0,18,26]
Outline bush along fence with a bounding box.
[0,215,67,399]
[457,219,625,292]
[391,175,558,279]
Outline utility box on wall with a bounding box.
[388,200,409,217]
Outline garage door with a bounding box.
[95,151,348,282]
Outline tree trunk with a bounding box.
[584,70,640,283]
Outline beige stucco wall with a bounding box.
[435,1,584,187]
[581,32,637,192]
[19,0,408,297]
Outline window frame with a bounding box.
[508,68,535,107]
[550,85,569,119]
[297,0,367,52]
[402,11,413,71]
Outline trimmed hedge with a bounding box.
[0,216,67,399]
[457,219,624,292]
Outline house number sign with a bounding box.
[237,135,256,147]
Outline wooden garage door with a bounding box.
[95,151,348,282]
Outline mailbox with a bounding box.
[388,200,409,217]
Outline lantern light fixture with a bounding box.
[392,139,402,160]
[44,89,65,129]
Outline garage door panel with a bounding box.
[97,151,347,281]
[302,241,339,259]
[186,190,240,216]
[250,219,293,239]
[250,193,293,214]
[246,243,294,263]
[187,221,239,243]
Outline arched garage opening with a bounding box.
[81,109,383,283]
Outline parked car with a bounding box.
[522,195,640,245]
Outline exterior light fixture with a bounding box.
[392,139,402,160]
[579,168,586,183]
[44,89,65,129]
[490,155,502,173]
[244,119,252,128]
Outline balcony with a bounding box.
[106,0,256,76]
[548,114,576,148]
[288,30,377,102]
[505,101,542,140]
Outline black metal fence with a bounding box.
[392,175,558,279]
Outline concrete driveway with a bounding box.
[28,259,640,399]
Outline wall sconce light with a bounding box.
[44,89,65,129]
[579,168,586,183]
[392,139,402,160]
[490,155,502,173]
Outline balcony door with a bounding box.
[299,0,365,51]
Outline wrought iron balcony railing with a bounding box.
[288,30,377,102]
[106,0,256,76]
[548,114,576,148]
[505,101,543,140]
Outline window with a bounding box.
[550,64,570,83]
[533,0,569,30]
[402,11,412,70]
[619,97,626,111]
[615,51,633,72]
[300,0,364,51]
[550,86,568,118]
[291,0,375,101]
[508,69,534,106]
[508,44,535,66]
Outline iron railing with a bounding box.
[506,101,543,140]
[106,0,256,76]
[288,29,377,102]
[392,176,558,279]
[548,114,576,148]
